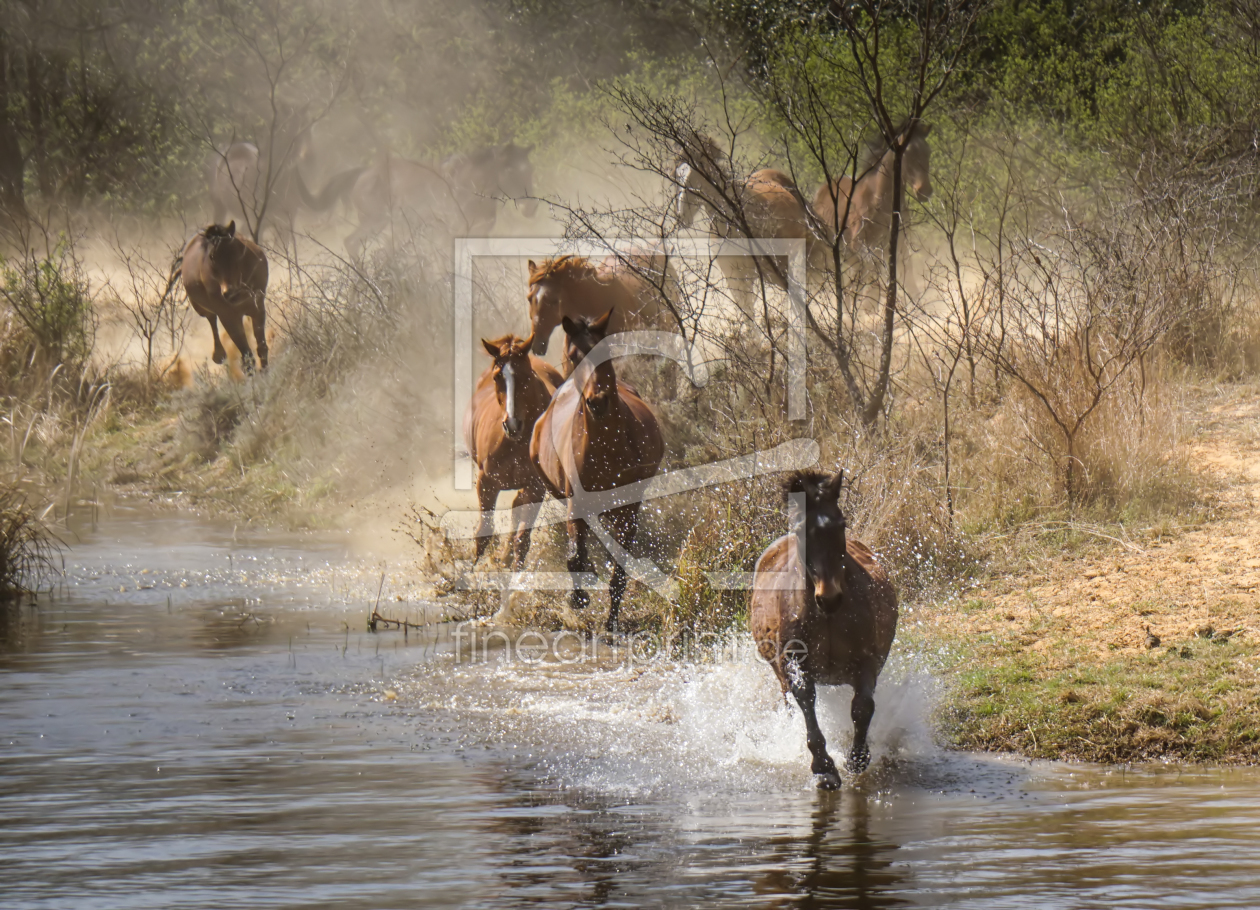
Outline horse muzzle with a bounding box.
[913,184,934,203]
[502,417,524,439]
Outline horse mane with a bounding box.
[861,118,926,170]
[678,133,726,170]
[529,254,599,285]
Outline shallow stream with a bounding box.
[3,507,1260,908]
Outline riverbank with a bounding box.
[925,379,1260,764]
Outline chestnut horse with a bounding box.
[526,255,671,362]
[749,470,898,789]
[530,310,664,632]
[343,144,537,258]
[180,221,269,373]
[812,121,933,259]
[463,333,564,567]
[675,136,821,318]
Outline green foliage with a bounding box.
[0,242,95,383]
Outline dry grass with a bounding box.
[0,484,58,600]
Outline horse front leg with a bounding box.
[789,672,841,790]
[219,311,256,375]
[848,677,877,775]
[566,514,590,613]
[603,503,641,634]
[472,473,498,565]
[508,484,544,571]
[200,312,227,365]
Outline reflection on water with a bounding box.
[3,507,1260,908]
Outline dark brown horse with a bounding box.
[530,310,664,631]
[749,470,898,789]
[463,333,565,567]
[180,221,269,373]
[343,144,537,258]
[675,137,820,317]
[812,121,933,259]
[526,255,670,361]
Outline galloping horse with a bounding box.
[526,255,671,362]
[749,470,898,789]
[530,310,664,632]
[180,221,270,373]
[343,143,537,258]
[463,333,565,567]
[812,121,933,259]
[674,136,820,319]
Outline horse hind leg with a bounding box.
[250,298,269,370]
[789,673,841,790]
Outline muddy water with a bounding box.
[3,510,1260,908]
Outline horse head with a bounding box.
[526,259,562,355]
[561,309,616,418]
[481,333,538,440]
[785,470,848,604]
[900,122,933,203]
[496,143,538,218]
[203,221,238,259]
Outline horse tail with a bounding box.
[296,166,366,211]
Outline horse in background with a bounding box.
[463,333,564,568]
[343,143,537,258]
[530,310,664,632]
[180,221,269,374]
[526,255,671,364]
[812,121,933,261]
[749,470,898,789]
[207,111,365,244]
[674,136,822,320]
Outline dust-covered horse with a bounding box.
[180,221,269,373]
[530,311,664,632]
[749,470,898,788]
[208,113,364,243]
[812,121,933,261]
[674,136,822,319]
[526,255,672,362]
[343,143,537,258]
[463,333,565,567]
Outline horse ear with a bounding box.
[225,220,236,237]
[528,259,538,274]
[481,338,500,359]
[520,330,536,353]
[824,470,844,500]
[591,308,614,335]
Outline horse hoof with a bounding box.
[847,750,871,775]
[814,772,842,791]
[212,351,226,365]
